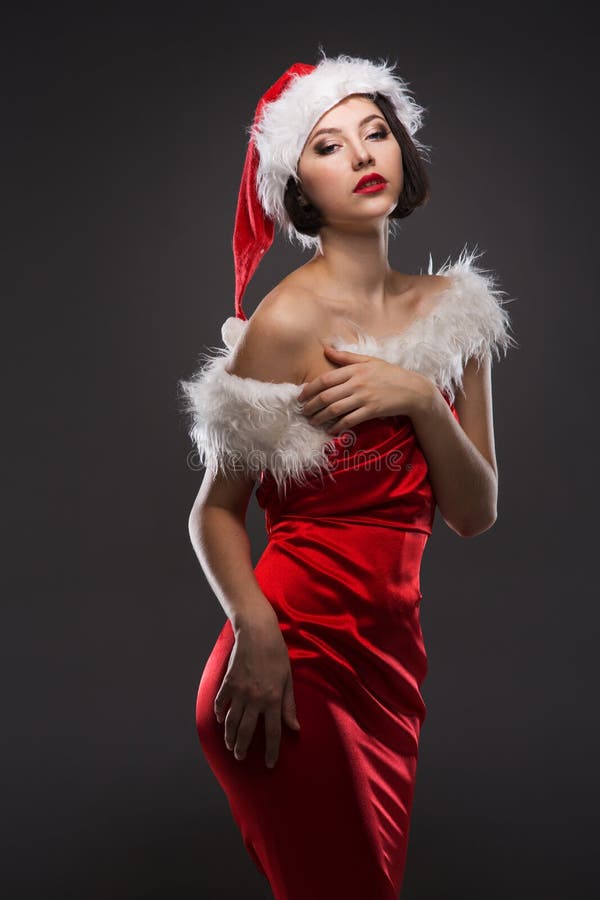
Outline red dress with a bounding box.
[180,249,517,899]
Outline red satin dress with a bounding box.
[195,396,459,899]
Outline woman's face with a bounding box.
[296,94,403,233]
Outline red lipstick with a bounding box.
[353,172,388,194]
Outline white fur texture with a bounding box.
[178,246,518,493]
[250,51,429,250]
[178,347,338,497]
[328,245,518,406]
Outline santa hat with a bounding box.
[232,49,429,320]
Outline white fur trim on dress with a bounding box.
[250,50,429,250]
[178,346,338,496]
[328,245,519,406]
[178,245,518,491]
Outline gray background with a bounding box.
[4,2,598,898]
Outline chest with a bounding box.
[178,249,517,494]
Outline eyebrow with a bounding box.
[309,114,387,143]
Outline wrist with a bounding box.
[410,375,444,421]
[232,598,277,635]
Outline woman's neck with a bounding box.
[303,226,401,311]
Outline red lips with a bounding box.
[353,172,387,192]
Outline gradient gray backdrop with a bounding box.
[4,3,598,898]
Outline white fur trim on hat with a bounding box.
[178,246,518,492]
[250,51,429,250]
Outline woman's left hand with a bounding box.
[298,345,434,435]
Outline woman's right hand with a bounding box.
[213,606,301,769]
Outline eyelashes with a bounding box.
[315,129,390,156]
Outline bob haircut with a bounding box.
[283,92,431,241]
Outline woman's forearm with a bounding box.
[188,504,277,632]
[411,382,498,537]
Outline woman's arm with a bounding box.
[185,300,318,766]
[188,292,318,623]
[410,353,499,538]
[190,468,302,767]
[189,467,278,631]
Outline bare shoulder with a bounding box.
[224,285,325,385]
[427,272,454,290]
[411,272,453,295]
[407,272,454,315]
[255,283,326,340]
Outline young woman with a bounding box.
[179,51,517,900]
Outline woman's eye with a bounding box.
[316,129,389,155]
[317,143,339,155]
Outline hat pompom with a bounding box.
[221,316,247,350]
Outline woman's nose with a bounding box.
[353,147,375,168]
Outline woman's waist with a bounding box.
[263,516,429,584]
[267,508,433,537]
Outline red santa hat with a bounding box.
[232,49,428,320]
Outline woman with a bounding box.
[179,51,517,900]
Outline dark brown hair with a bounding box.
[283,92,430,238]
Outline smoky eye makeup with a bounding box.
[314,128,390,155]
